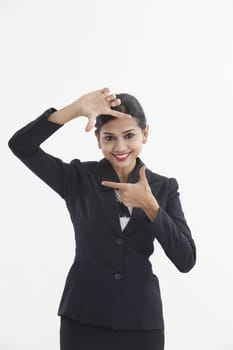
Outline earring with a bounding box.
[143,139,147,144]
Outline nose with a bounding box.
[114,138,128,153]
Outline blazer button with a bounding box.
[114,273,122,280]
[116,237,123,245]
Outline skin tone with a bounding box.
[48,87,160,221]
[95,117,148,182]
[102,166,160,221]
[47,87,131,126]
[97,118,160,221]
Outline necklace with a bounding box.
[114,189,121,202]
[114,190,131,217]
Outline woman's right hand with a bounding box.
[72,87,132,132]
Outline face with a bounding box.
[95,117,148,178]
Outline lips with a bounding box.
[112,152,131,162]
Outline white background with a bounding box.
[1,0,233,349]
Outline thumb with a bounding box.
[85,117,95,132]
[139,165,147,183]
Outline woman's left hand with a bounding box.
[102,165,160,221]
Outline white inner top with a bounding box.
[119,207,133,231]
[114,189,133,231]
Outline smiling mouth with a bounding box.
[112,152,131,162]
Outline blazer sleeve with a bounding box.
[150,177,196,273]
[8,108,71,200]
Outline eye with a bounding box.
[104,135,115,142]
[124,132,135,139]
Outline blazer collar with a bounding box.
[94,157,145,190]
[92,157,164,238]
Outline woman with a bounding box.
[8,87,196,350]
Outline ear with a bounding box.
[142,125,149,144]
[95,131,101,149]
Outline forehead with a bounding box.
[99,117,140,134]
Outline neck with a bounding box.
[114,161,136,183]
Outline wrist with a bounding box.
[143,194,159,210]
[70,99,83,117]
[142,195,160,222]
[48,102,82,125]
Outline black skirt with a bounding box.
[60,316,164,350]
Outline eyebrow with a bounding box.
[102,129,136,135]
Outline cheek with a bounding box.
[129,139,143,150]
[99,142,112,152]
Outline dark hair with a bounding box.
[95,93,147,134]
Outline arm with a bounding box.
[150,177,196,273]
[8,87,132,199]
[102,166,196,273]
[8,107,72,199]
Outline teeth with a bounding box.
[117,154,128,158]
[113,153,130,160]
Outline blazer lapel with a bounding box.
[92,157,164,238]
[92,158,123,237]
[122,177,164,236]
[121,158,164,236]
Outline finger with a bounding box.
[101,181,128,190]
[108,109,132,119]
[101,87,110,96]
[139,165,148,183]
[110,98,121,106]
[106,94,117,102]
[85,117,95,132]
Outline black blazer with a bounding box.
[8,107,196,331]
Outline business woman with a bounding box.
[8,87,196,350]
